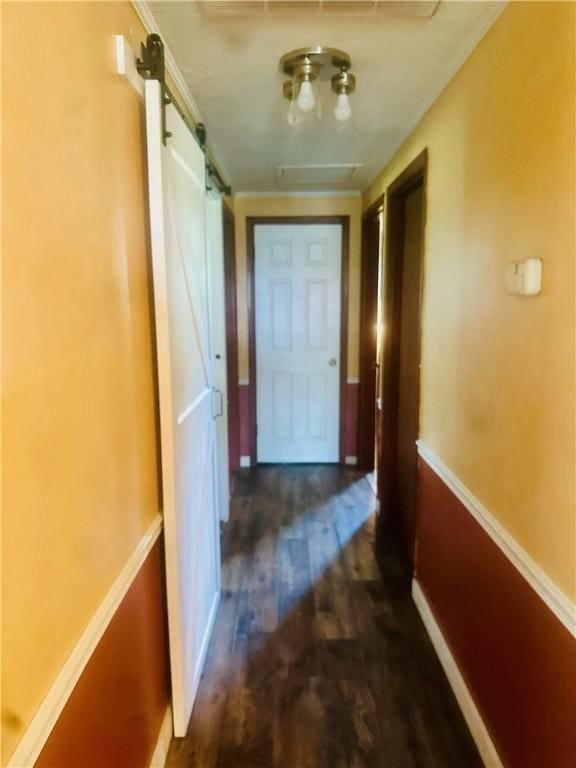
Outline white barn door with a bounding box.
[255,224,342,463]
[144,80,220,736]
[206,197,230,522]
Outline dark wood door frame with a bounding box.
[246,216,350,465]
[358,195,385,471]
[378,150,428,574]
[223,203,240,474]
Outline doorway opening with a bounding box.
[246,217,350,465]
[358,195,385,482]
[378,151,427,574]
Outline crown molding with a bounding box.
[363,1,508,192]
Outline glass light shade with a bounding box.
[286,99,299,127]
[297,80,315,112]
[334,92,352,122]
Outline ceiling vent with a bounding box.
[196,1,439,17]
[276,164,362,186]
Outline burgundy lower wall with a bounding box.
[415,457,576,768]
[36,538,170,768]
[237,380,359,463]
[239,383,251,459]
[342,381,359,459]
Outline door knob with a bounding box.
[329,358,337,367]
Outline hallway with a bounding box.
[166,465,481,768]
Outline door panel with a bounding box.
[271,279,292,350]
[255,224,342,463]
[144,80,220,737]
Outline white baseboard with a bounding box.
[344,455,358,465]
[240,455,251,467]
[412,580,503,768]
[148,705,173,768]
[416,441,575,636]
[7,515,163,768]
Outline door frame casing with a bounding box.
[223,203,240,474]
[246,216,350,465]
[378,150,428,571]
[357,194,385,471]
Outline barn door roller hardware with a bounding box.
[137,33,231,195]
[195,124,232,196]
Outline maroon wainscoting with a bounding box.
[36,538,170,768]
[238,382,251,461]
[415,457,576,768]
[342,381,359,460]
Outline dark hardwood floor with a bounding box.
[166,465,482,768]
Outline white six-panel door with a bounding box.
[144,80,221,737]
[255,224,342,463]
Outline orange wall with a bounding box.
[1,2,166,761]
[364,0,575,599]
[233,194,362,382]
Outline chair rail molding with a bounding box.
[7,515,163,768]
[416,440,576,637]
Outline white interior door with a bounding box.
[144,80,221,737]
[206,196,230,522]
[255,224,342,463]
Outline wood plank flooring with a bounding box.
[166,465,482,768]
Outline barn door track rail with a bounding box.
[137,33,231,196]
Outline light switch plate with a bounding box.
[506,258,542,296]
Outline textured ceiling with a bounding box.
[148,0,506,191]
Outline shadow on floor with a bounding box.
[167,464,481,768]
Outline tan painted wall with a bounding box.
[233,195,362,381]
[1,2,164,761]
[364,1,575,599]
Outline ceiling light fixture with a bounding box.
[280,47,356,126]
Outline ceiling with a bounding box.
[148,0,506,192]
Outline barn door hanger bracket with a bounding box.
[137,33,172,144]
[206,162,232,197]
[136,33,165,82]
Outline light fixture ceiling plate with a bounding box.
[280,46,351,76]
